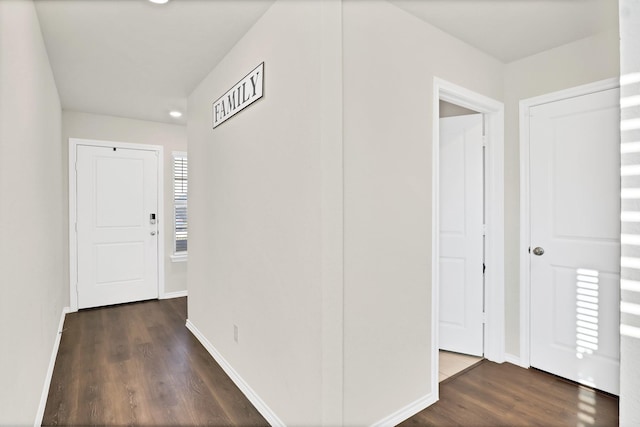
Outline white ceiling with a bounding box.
[35,0,275,125]
[34,0,619,126]
[389,0,619,63]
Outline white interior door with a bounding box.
[76,145,159,309]
[529,88,620,395]
[439,114,484,356]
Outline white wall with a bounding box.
[619,1,640,425]
[342,1,503,424]
[0,1,65,424]
[503,29,620,357]
[187,1,343,425]
[184,1,625,425]
[62,111,188,298]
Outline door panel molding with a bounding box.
[518,78,619,368]
[432,78,505,401]
[69,138,165,312]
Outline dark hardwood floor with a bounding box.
[401,360,619,427]
[43,297,619,426]
[42,297,268,426]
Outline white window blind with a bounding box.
[173,153,188,254]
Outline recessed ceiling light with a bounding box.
[169,111,182,118]
[149,0,169,4]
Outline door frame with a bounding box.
[518,77,619,367]
[432,78,505,398]
[69,138,165,312]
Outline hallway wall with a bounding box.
[342,1,503,424]
[0,1,66,424]
[187,1,342,425]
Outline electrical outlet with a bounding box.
[233,324,239,343]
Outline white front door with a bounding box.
[439,114,484,356]
[76,144,159,309]
[529,88,620,395]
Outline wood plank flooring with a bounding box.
[401,360,619,427]
[42,297,268,426]
[43,297,619,426]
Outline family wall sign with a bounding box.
[212,62,264,129]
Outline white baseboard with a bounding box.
[185,319,285,427]
[34,306,71,427]
[370,393,437,427]
[161,290,188,299]
[504,353,528,368]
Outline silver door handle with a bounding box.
[533,247,544,256]
[150,231,156,236]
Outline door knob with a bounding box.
[533,247,544,256]
[150,231,156,236]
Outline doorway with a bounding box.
[519,79,621,395]
[432,78,505,398]
[69,138,165,311]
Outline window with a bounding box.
[172,152,188,261]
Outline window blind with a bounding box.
[173,154,188,253]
